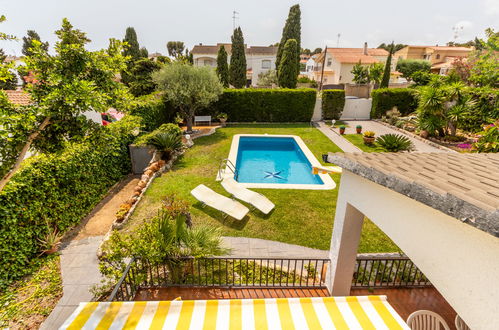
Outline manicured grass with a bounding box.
[343,134,385,152]
[126,124,398,252]
[0,255,62,329]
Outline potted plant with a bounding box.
[356,125,362,134]
[363,131,375,144]
[339,125,346,135]
[217,113,228,127]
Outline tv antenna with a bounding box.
[452,25,463,40]
[336,33,341,48]
[232,11,239,30]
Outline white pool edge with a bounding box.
[221,134,336,190]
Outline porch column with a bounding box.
[327,196,365,295]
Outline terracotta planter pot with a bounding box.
[356,127,362,134]
[363,136,375,144]
[339,128,346,135]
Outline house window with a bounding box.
[262,60,271,69]
[436,54,440,60]
[327,58,332,66]
[203,59,213,66]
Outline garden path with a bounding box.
[314,121,362,152]
[222,237,328,258]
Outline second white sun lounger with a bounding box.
[221,178,275,214]
[191,184,249,220]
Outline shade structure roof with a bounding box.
[61,296,409,329]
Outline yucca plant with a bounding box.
[148,132,183,160]
[376,134,414,152]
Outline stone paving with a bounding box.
[41,236,104,330]
[314,121,362,153]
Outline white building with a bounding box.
[191,43,277,87]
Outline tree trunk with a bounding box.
[0,117,51,192]
[186,116,193,133]
[448,122,457,136]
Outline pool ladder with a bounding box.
[217,159,238,181]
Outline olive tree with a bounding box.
[153,63,223,133]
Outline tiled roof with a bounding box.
[328,152,499,237]
[326,48,389,56]
[3,90,32,105]
[334,54,379,64]
[191,44,277,55]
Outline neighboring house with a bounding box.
[310,44,397,85]
[394,45,473,75]
[191,43,277,86]
[299,54,310,75]
[3,89,32,106]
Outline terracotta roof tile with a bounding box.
[3,90,32,106]
[191,44,277,55]
[327,152,499,237]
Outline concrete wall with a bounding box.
[340,98,372,120]
[328,171,499,329]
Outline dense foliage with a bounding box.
[277,39,298,88]
[134,123,182,146]
[375,134,413,152]
[322,89,345,120]
[257,70,278,87]
[0,116,143,288]
[276,4,301,75]
[396,59,431,81]
[467,28,499,88]
[473,121,499,152]
[153,63,223,132]
[121,27,146,85]
[202,88,316,122]
[167,41,185,58]
[216,45,229,87]
[128,58,161,97]
[229,27,247,88]
[130,93,176,131]
[379,43,393,88]
[0,49,17,89]
[371,88,418,118]
[21,30,48,57]
[351,62,370,84]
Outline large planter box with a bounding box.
[129,145,154,174]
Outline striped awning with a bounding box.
[61,295,409,329]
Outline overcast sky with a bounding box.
[1,0,498,56]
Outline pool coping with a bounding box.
[221,134,336,190]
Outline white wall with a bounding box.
[329,171,499,329]
[340,98,372,120]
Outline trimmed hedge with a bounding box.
[371,88,418,118]
[201,88,316,122]
[322,90,345,120]
[130,93,176,131]
[0,116,143,288]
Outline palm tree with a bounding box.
[416,86,446,136]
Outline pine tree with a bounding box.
[216,45,229,87]
[276,4,301,75]
[22,30,49,56]
[229,27,247,88]
[380,42,394,88]
[277,39,298,88]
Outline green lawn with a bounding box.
[343,134,385,152]
[126,124,398,252]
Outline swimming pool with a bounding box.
[221,134,335,190]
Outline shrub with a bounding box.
[322,90,345,120]
[0,116,143,288]
[135,123,182,146]
[376,133,414,152]
[130,93,177,131]
[202,88,316,122]
[148,132,183,160]
[473,121,499,153]
[371,88,418,118]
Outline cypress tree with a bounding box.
[276,4,301,75]
[216,45,229,87]
[380,43,394,88]
[22,30,49,56]
[229,27,247,88]
[122,27,141,85]
[140,47,148,58]
[277,39,298,88]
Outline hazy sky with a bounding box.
[1,0,498,56]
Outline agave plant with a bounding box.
[148,132,183,160]
[376,134,414,152]
[38,227,63,255]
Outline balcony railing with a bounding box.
[109,255,432,301]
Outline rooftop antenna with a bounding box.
[232,10,239,30]
[452,25,463,40]
[336,34,341,48]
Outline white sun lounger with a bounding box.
[221,178,275,214]
[191,184,249,220]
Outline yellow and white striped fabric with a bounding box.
[60,295,409,329]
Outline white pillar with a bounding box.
[327,189,365,295]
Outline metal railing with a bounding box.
[218,158,238,180]
[108,255,432,301]
[352,255,431,289]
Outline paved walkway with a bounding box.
[317,120,450,153]
[314,121,362,153]
[41,237,104,329]
[222,237,328,258]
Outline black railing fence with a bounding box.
[109,255,432,301]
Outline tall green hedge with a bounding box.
[202,88,316,122]
[322,90,345,120]
[371,88,418,118]
[0,116,143,288]
[130,93,176,131]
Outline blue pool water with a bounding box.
[235,137,323,185]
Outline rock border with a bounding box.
[374,119,456,153]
